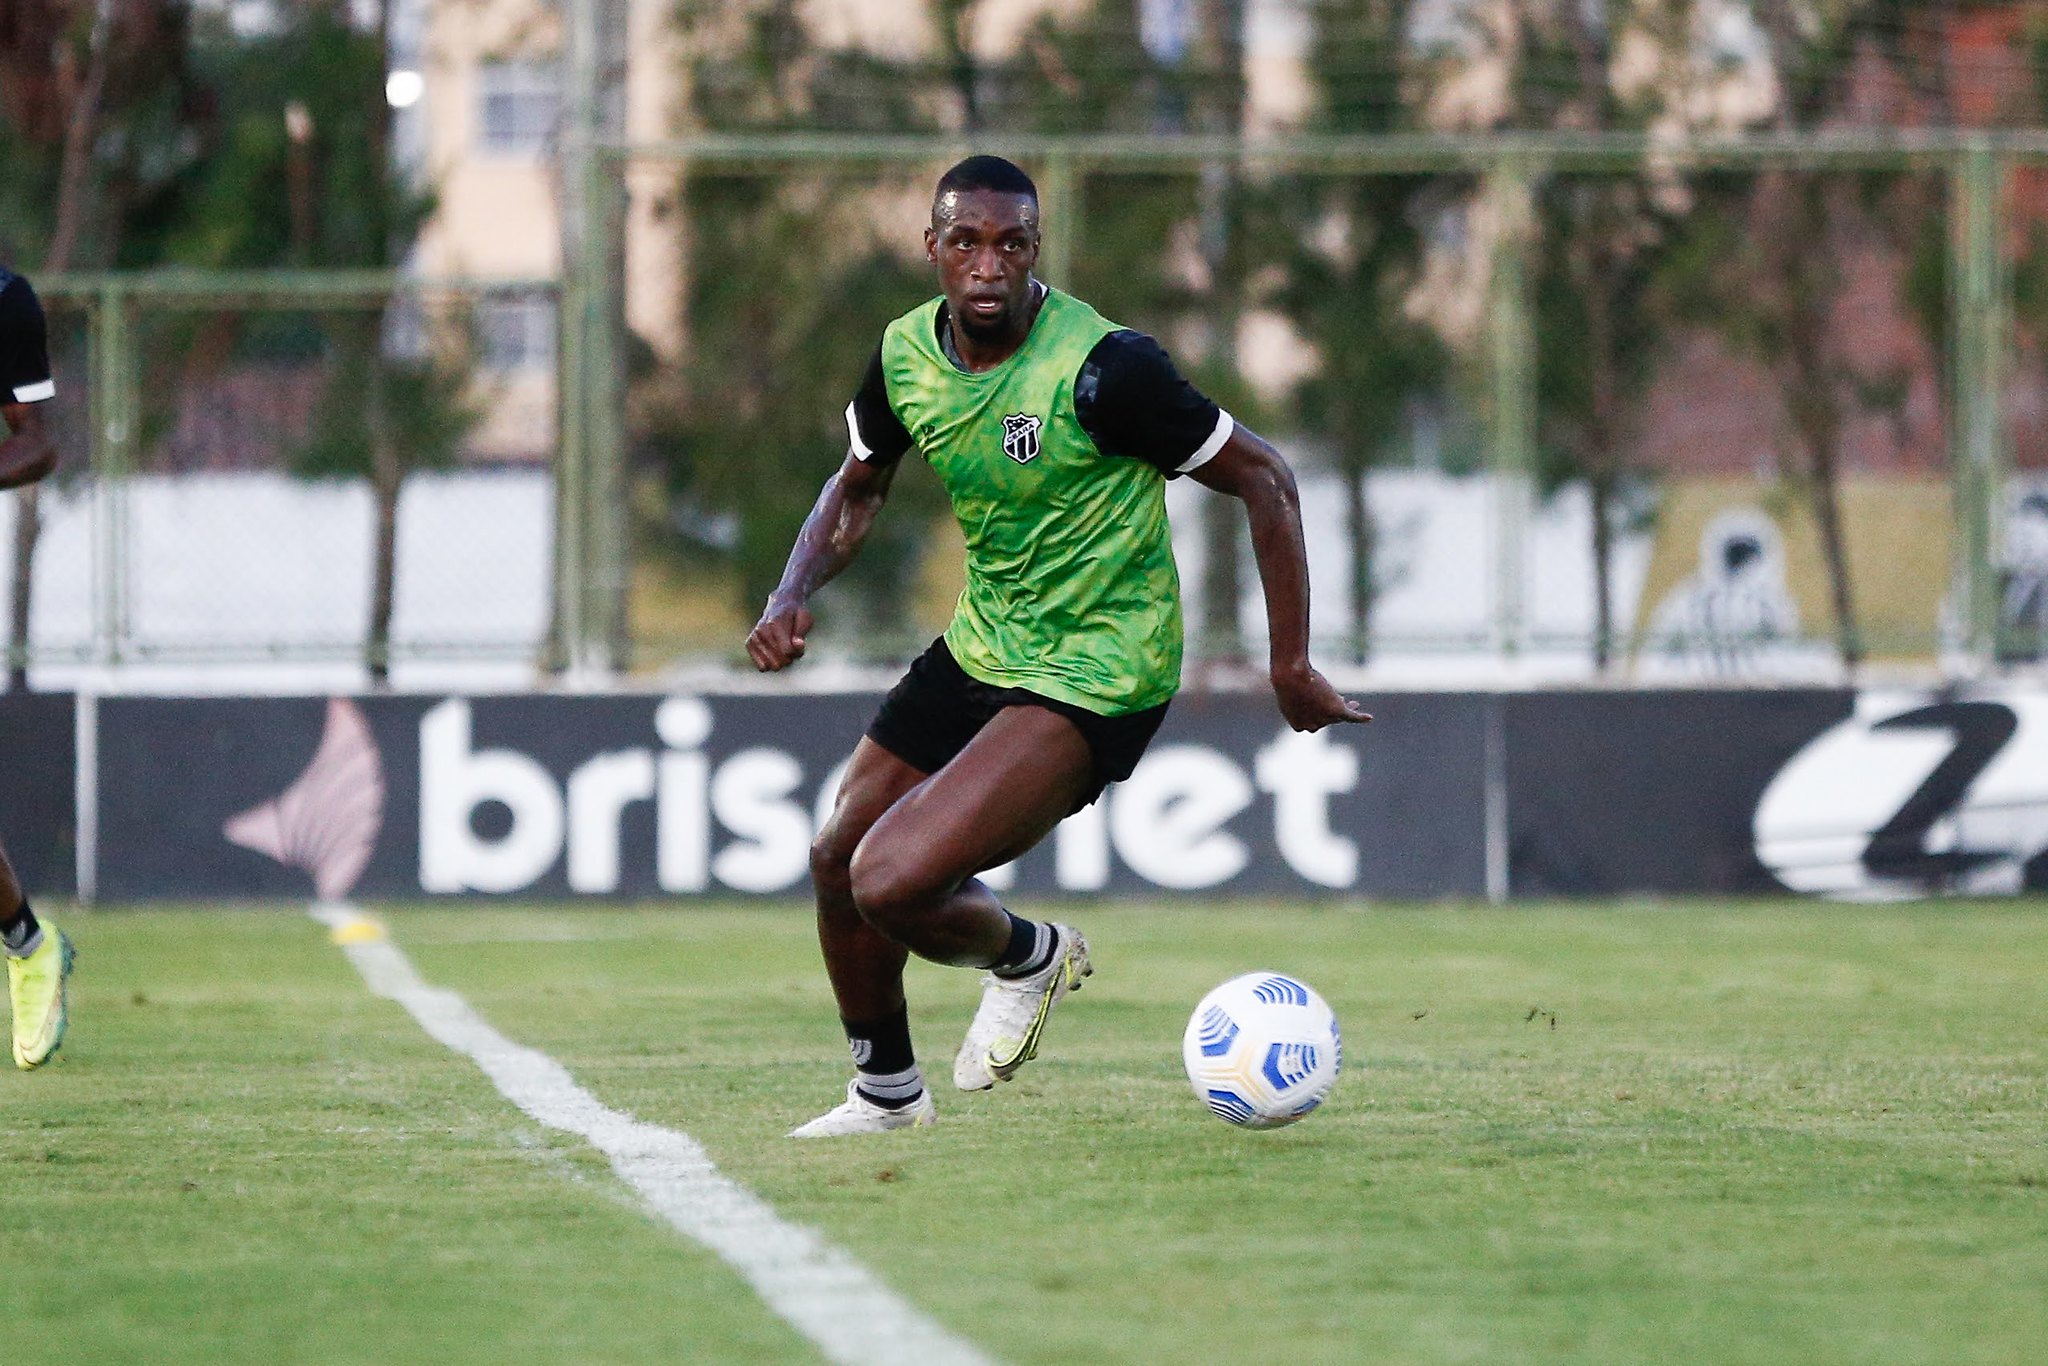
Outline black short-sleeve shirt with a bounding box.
[845,308,1231,477]
[0,270,54,406]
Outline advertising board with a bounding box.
[96,692,1488,901]
[0,693,75,898]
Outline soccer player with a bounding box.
[748,156,1368,1138]
[1,263,75,1070]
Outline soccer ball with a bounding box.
[1182,972,1341,1129]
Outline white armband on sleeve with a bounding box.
[845,401,873,461]
[1175,410,1234,474]
[12,380,55,404]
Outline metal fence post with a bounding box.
[556,0,599,678]
[555,0,626,679]
[90,281,136,669]
[1485,148,1538,662]
[585,155,629,671]
[1040,152,1079,289]
[552,265,588,676]
[1949,139,2010,673]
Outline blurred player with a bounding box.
[1648,509,1800,677]
[1997,489,2048,663]
[748,156,1368,1137]
[1,263,75,1070]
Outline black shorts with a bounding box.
[866,639,1171,810]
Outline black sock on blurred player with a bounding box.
[1,898,42,957]
[991,912,1055,979]
[844,1005,923,1109]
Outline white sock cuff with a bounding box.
[995,920,1055,978]
[856,1066,925,1103]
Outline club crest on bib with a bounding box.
[1001,412,1043,465]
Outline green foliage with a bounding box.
[1002,0,1202,135]
[174,7,430,269]
[2014,222,2048,339]
[1008,6,1216,390]
[1248,0,1444,656]
[1514,1,1689,518]
[2004,16,2048,355]
[658,4,969,641]
[291,324,478,482]
[646,173,944,634]
[0,133,58,266]
[656,0,1232,641]
[1530,176,1678,491]
[0,1,206,270]
[1652,172,1756,336]
[1063,172,1205,336]
[161,5,465,484]
[1651,0,1957,669]
[675,0,941,134]
[1264,175,1446,479]
[1292,0,1444,449]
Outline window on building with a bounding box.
[478,293,557,374]
[477,60,560,156]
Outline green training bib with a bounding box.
[880,286,1183,716]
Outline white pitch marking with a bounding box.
[311,902,991,1366]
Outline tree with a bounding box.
[2,1,466,686]
[1264,0,1446,663]
[1667,0,1941,671]
[651,181,937,636]
[1,0,202,689]
[170,0,460,684]
[1189,0,1251,668]
[1523,1,1691,671]
[660,1,953,650]
[1015,0,1264,666]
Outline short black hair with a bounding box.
[934,155,1037,205]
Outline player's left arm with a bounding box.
[0,401,56,490]
[1077,329,1367,732]
[1189,429,1371,733]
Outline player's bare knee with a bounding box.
[809,830,867,933]
[845,837,900,928]
[847,838,934,938]
[809,824,859,890]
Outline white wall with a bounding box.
[0,469,553,693]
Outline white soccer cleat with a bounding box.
[787,1079,937,1139]
[953,923,1092,1092]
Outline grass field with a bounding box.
[3,900,2046,1364]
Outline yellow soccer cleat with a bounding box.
[9,926,75,1070]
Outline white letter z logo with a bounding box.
[1001,412,1043,465]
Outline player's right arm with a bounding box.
[746,346,912,672]
[0,274,57,490]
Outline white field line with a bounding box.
[311,902,991,1366]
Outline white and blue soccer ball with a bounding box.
[1181,972,1341,1129]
